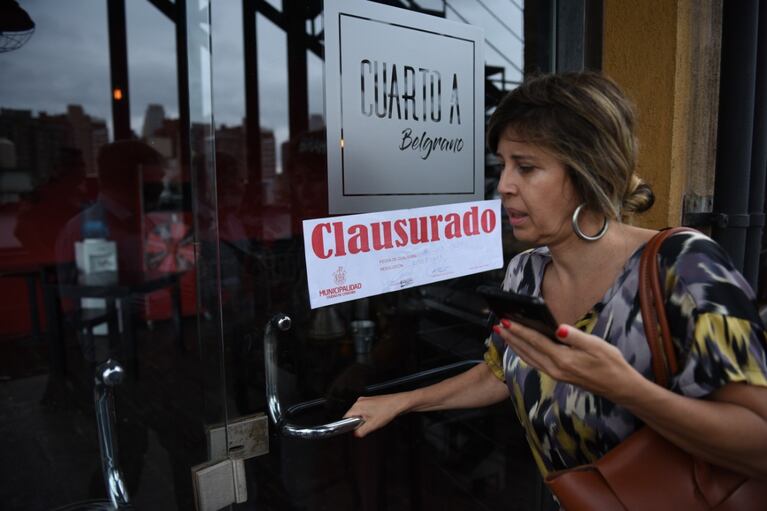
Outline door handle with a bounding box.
[265,313,365,439]
[94,359,131,509]
[264,313,484,440]
[283,359,482,418]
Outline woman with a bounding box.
[344,72,767,484]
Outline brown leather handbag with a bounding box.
[544,227,767,510]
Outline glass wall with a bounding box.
[0,1,225,509]
[0,1,560,510]
[209,1,548,510]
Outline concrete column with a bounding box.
[603,0,722,229]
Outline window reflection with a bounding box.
[52,140,165,276]
[0,0,539,509]
[126,1,179,138]
[0,2,209,509]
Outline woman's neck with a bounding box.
[545,222,644,290]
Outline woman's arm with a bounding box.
[496,321,767,479]
[344,361,510,438]
[617,372,767,479]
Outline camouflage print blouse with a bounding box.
[484,230,767,477]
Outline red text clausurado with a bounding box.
[310,205,497,259]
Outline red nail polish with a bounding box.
[493,325,501,334]
[556,326,568,339]
[501,319,511,328]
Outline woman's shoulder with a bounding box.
[502,246,549,293]
[659,229,759,315]
[659,230,739,278]
[657,230,767,397]
[658,229,725,259]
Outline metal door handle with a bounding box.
[265,313,365,439]
[264,313,484,440]
[94,359,131,509]
[283,359,482,419]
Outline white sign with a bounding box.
[324,0,485,214]
[303,200,503,309]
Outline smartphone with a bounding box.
[476,285,560,341]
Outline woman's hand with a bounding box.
[343,392,411,438]
[342,363,509,439]
[494,320,641,402]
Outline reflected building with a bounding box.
[152,118,181,173]
[260,129,276,179]
[0,137,25,204]
[215,123,246,182]
[0,108,66,185]
[142,104,166,140]
[142,104,175,167]
[0,106,107,183]
[215,123,276,202]
[308,113,324,132]
[0,138,15,169]
[259,129,277,203]
[65,105,108,178]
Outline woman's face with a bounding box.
[496,127,581,246]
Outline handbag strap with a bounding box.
[638,227,697,387]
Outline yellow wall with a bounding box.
[603,0,721,228]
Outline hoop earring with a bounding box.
[572,203,608,242]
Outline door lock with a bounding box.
[206,413,269,462]
[191,454,247,511]
[194,414,269,509]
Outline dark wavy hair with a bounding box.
[487,72,654,220]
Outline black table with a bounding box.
[45,269,183,375]
[0,266,49,342]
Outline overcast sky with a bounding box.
[0,0,523,168]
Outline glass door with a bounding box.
[0,0,564,509]
[209,1,555,510]
[0,1,229,509]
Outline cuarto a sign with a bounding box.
[323,0,485,214]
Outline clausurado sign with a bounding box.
[303,200,503,309]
